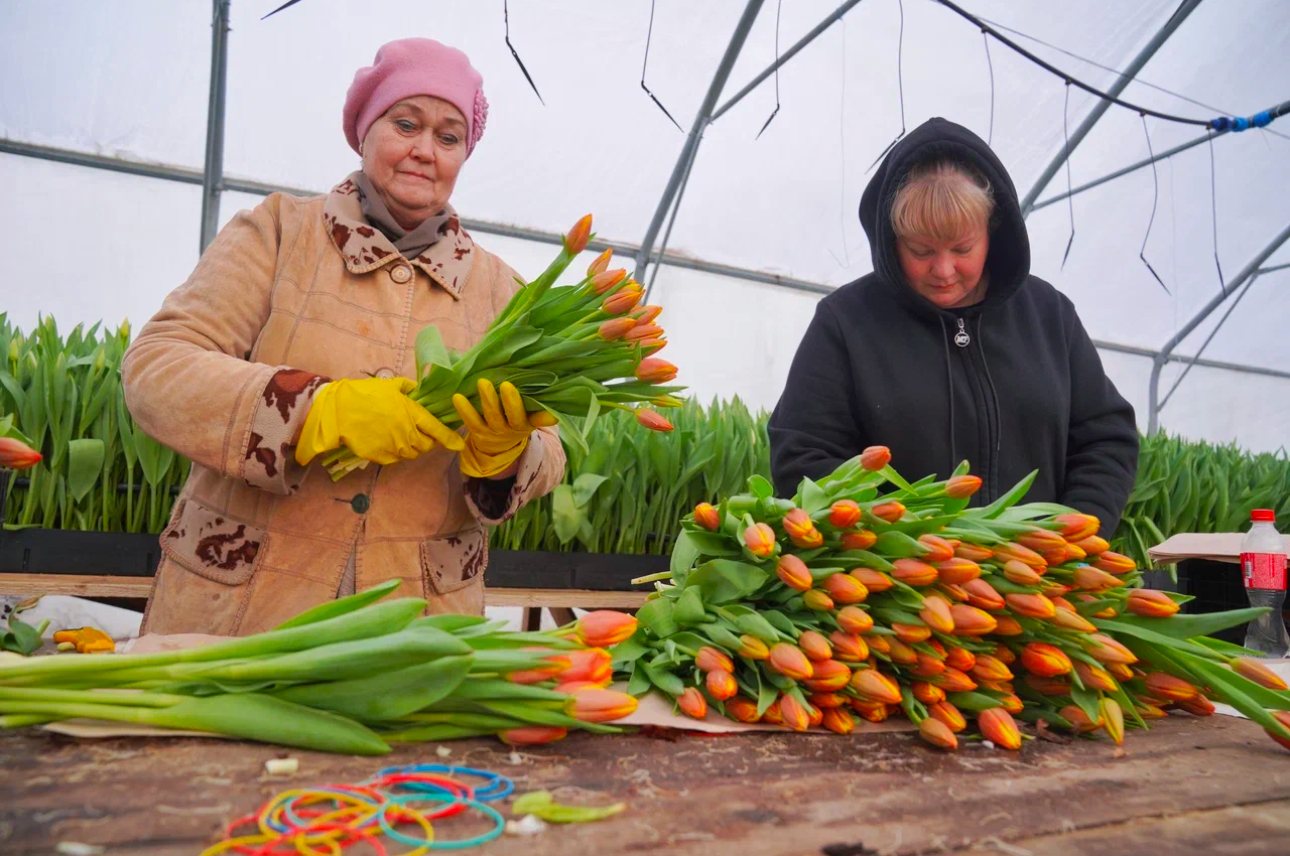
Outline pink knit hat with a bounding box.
[344,38,488,157]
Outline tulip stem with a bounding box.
[631,572,674,585]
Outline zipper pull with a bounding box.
[953,318,971,348]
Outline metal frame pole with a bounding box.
[1147,220,1290,433]
[199,0,232,253]
[634,0,765,285]
[1019,0,1204,217]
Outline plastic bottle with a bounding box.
[1241,508,1289,658]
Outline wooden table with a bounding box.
[3,714,1288,855]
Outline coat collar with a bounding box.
[322,173,475,299]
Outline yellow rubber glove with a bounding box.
[295,377,464,467]
[453,379,558,479]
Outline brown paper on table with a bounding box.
[1148,533,1290,566]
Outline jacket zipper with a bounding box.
[951,315,999,503]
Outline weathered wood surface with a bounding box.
[2,714,1286,855]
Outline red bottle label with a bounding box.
[1242,552,1288,590]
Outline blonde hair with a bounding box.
[891,161,995,243]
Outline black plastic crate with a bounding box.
[1175,558,1290,645]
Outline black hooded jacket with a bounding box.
[768,118,1138,536]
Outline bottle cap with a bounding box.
[1251,509,1276,522]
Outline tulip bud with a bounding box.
[992,615,1024,636]
[783,508,824,549]
[559,678,607,695]
[1073,566,1124,592]
[977,707,1022,750]
[920,717,959,750]
[673,687,707,720]
[912,652,947,677]
[944,647,976,673]
[851,698,890,722]
[591,267,627,293]
[564,214,593,254]
[1041,546,1072,566]
[587,247,614,276]
[776,554,813,592]
[1002,560,1045,586]
[1093,551,1137,575]
[1020,642,1073,678]
[808,692,845,710]
[598,317,638,341]
[499,726,568,746]
[917,534,956,563]
[1074,662,1119,693]
[693,502,720,532]
[567,688,638,723]
[1101,698,1125,745]
[1024,673,1072,696]
[914,681,946,704]
[860,445,892,471]
[577,611,638,647]
[1176,695,1216,717]
[851,669,903,705]
[562,648,613,685]
[806,701,824,728]
[836,605,874,635]
[738,635,770,660]
[1126,589,1180,618]
[0,437,42,470]
[696,646,735,674]
[990,643,1016,664]
[938,582,970,602]
[634,357,678,384]
[640,337,667,354]
[1073,535,1111,556]
[918,595,955,634]
[1051,512,1100,541]
[603,287,643,315]
[829,500,862,529]
[825,572,869,604]
[821,706,856,735]
[851,567,892,592]
[829,631,868,662]
[624,321,662,341]
[769,643,815,681]
[870,501,906,523]
[631,304,663,325]
[865,634,891,655]
[892,623,932,645]
[886,637,919,665]
[706,668,737,700]
[1086,633,1138,665]
[1266,711,1290,752]
[744,522,778,558]
[804,659,853,692]
[963,579,1006,612]
[1017,528,1068,555]
[892,558,938,587]
[930,667,978,694]
[840,529,879,551]
[779,693,811,732]
[929,700,967,732]
[506,653,570,684]
[937,557,982,585]
[1058,705,1104,733]
[1050,607,1098,633]
[803,589,835,611]
[994,541,1047,569]
[945,474,983,499]
[1065,543,1088,561]
[972,655,1015,683]
[798,630,833,662]
[1106,662,1135,681]
[949,603,999,636]
[1139,702,1170,719]
[1006,592,1057,621]
[1232,657,1290,691]
[955,542,995,562]
[635,409,674,432]
[1050,595,1076,612]
[724,695,761,723]
[760,699,784,725]
[1144,671,1199,702]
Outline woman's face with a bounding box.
[896,223,990,310]
[361,96,468,230]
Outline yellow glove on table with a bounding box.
[295,377,463,467]
[453,379,558,479]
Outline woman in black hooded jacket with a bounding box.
[768,118,1138,537]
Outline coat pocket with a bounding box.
[421,527,488,595]
[160,497,267,586]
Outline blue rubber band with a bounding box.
[378,791,505,850]
[371,764,513,802]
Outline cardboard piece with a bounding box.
[1149,533,1290,566]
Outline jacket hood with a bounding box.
[859,117,1031,318]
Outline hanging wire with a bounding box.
[866,0,907,173]
[641,0,683,131]
[756,0,784,139]
[982,30,995,146]
[1060,81,1076,269]
[261,0,304,19]
[1207,131,1225,290]
[1138,114,1171,294]
[504,0,544,104]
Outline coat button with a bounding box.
[350,494,370,514]
[374,368,395,379]
[390,265,412,283]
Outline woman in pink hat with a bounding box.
[121,38,566,635]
